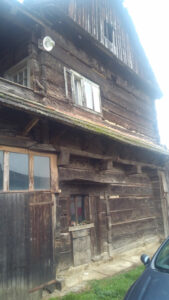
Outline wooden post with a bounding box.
[58,150,70,166]
[105,193,112,257]
[158,171,169,238]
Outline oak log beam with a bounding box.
[22,117,39,136]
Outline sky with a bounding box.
[123,0,169,148]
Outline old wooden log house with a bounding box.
[0,0,169,299]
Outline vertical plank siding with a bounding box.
[0,192,54,300]
[29,192,54,289]
[65,0,149,79]
[0,193,29,299]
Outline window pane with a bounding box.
[93,85,101,112]
[77,196,85,223]
[0,151,3,190]
[84,81,93,110]
[74,77,83,106]
[70,198,76,225]
[9,152,29,190]
[34,156,50,190]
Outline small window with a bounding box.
[70,195,89,226]
[64,68,101,113]
[0,151,3,190]
[9,152,29,190]
[34,156,50,190]
[104,20,114,43]
[4,58,30,87]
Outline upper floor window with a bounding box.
[64,68,101,113]
[104,21,114,43]
[4,58,30,87]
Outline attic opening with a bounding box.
[104,20,114,43]
[0,12,32,87]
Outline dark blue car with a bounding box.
[124,238,169,300]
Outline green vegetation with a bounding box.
[50,265,144,300]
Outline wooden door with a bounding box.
[0,191,54,300]
[29,191,54,289]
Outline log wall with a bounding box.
[37,27,159,143]
[0,6,160,144]
[46,0,154,81]
[56,154,164,269]
[0,104,165,275]
[0,1,166,296]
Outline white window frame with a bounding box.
[64,67,102,114]
[4,57,31,88]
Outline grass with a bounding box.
[50,265,144,300]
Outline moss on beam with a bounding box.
[0,91,168,156]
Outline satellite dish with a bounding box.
[42,36,55,52]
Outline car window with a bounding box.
[155,240,169,272]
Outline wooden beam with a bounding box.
[29,279,57,293]
[59,167,123,184]
[126,165,142,176]
[116,157,163,170]
[58,149,70,166]
[158,171,169,238]
[3,152,9,191]
[54,145,112,161]
[137,165,142,174]
[99,159,113,170]
[22,117,39,136]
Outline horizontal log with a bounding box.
[29,201,54,206]
[103,109,155,140]
[111,216,156,227]
[103,98,155,130]
[54,145,112,160]
[59,167,124,183]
